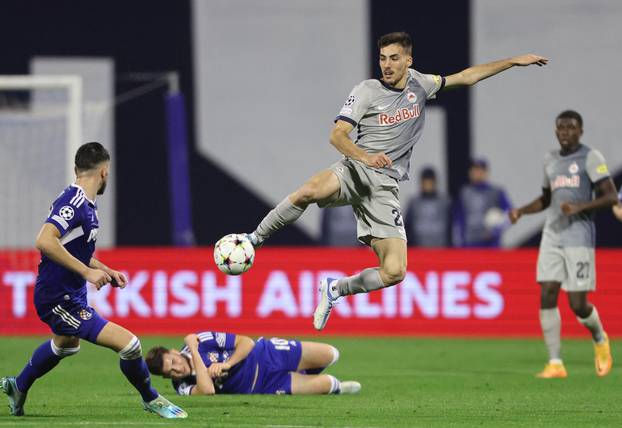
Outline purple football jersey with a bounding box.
[35,184,99,304]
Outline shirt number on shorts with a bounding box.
[270,338,291,351]
[576,261,590,279]
[392,209,403,227]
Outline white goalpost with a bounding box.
[0,75,82,248]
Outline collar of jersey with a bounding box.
[559,143,583,157]
[379,77,408,93]
[71,183,96,205]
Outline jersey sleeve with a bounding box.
[197,331,236,350]
[174,381,194,396]
[45,193,84,237]
[335,82,371,127]
[541,155,551,188]
[408,69,444,99]
[586,149,611,184]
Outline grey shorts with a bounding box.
[319,159,406,246]
[536,245,596,291]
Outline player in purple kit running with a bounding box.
[146,332,361,396]
[1,142,186,419]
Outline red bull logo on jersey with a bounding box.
[551,175,580,190]
[379,104,420,125]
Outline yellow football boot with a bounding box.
[594,333,612,377]
[536,362,567,379]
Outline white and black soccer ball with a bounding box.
[213,234,255,275]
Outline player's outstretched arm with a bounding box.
[184,334,216,395]
[509,187,551,224]
[444,54,548,89]
[35,223,111,288]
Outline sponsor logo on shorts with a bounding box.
[568,162,579,174]
[379,104,420,126]
[79,309,92,320]
[551,174,580,190]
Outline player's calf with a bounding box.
[5,339,80,416]
[118,336,158,402]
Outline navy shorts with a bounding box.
[35,298,109,343]
[254,337,302,394]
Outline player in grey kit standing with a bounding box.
[509,110,618,378]
[245,31,548,330]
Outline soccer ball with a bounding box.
[214,234,255,275]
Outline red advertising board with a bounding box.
[1,248,621,336]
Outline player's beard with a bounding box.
[97,179,107,195]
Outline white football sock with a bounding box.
[540,308,562,362]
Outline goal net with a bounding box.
[0,76,82,257]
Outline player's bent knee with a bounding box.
[382,264,406,285]
[296,183,321,204]
[119,335,142,360]
[51,340,80,358]
[328,346,340,366]
[569,301,589,317]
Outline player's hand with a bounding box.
[207,362,230,379]
[512,54,548,67]
[561,202,582,216]
[84,268,112,290]
[184,333,200,348]
[363,152,392,168]
[108,270,127,289]
[508,208,522,224]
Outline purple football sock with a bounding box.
[119,358,158,402]
[16,340,62,392]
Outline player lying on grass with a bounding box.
[146,332,361,396]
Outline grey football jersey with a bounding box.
[542,144,611,247]
[336,69,443,181]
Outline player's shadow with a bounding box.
[183,399,315,411]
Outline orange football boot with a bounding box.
[536,362,567,379]
[594,333,612,377]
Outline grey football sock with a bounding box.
[336,268,385,296]
[577,306,605,344]
[255,197,305,242]
[540,308,562,362]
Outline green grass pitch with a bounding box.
[0,336,619,427]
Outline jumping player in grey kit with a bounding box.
[509,110,618,378]
[244,31,547,331]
